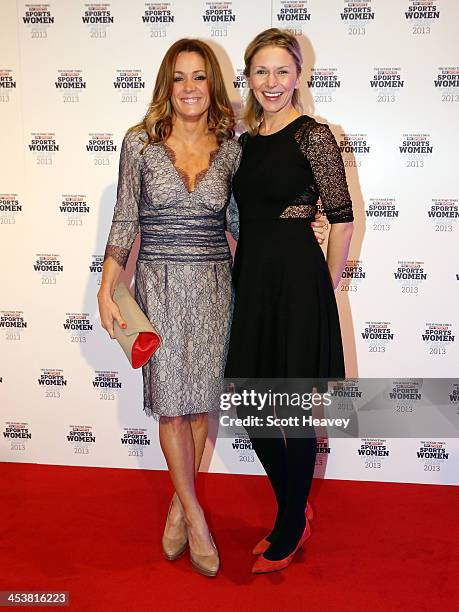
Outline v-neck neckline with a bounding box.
[162,141,223,195]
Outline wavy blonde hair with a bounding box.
[130,39,235,148]
[243,28,303,136]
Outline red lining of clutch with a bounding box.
[131,332,161,369]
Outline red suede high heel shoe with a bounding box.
[252,520,311,574]
[252,501,314,555]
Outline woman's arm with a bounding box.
[327,221,353,289]
[225,191,240,242]
[305,122,354,287]
[97,257,126,339]
[97,130,141,337]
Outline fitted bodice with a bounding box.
[105,130,241,266]
[233,115,353,227]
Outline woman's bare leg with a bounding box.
[190,412,209,474]
[159,414,214,555]
[169,413,208,520]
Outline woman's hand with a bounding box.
[97,254,126,338]
[310,211,328,245]
[97,290,126,339]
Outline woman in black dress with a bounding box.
[225,28,354,573]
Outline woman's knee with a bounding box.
[189,412,208,427]
[160,414,190,434]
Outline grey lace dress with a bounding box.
[104,129,241,418]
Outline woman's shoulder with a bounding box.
[123,127,158,157]
[236,131,249,149]
[294,114,322,135]
[222,137,242,153]
[293,115,335,147]
[220,137,242,164]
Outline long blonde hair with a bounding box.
[243,28,303,136]
[131,39,235,147]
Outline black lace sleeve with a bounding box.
[238,131,249,150]
[104,131,142,268]
[298,122,354,224]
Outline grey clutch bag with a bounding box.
[112,282,161,369]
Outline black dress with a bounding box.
[225,115,354,381]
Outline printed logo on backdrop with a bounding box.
[0,194,22,226]
[89,254,104,285]
[34,254,63,285]
[399,133,432,169]
[113,70,145,105]
[232,68,248,101]
[422,323,454,357]
[67,425,95,456]
[0,69,16,103]
[427,199,458,234]
[232,432,254,465]
[394,260,426,295]
[93,370,122,402]
[29,133,59,166]
[417,440,448,474]
[388,380,422,415]
[55,70,86,104]
[82,3,114,38]
[202,1,236,38]
[361,322,394,355]
[339,133,369,169]
[0,311,27,342]
[23,4,54,38]
[340,0,375,36]
[272,1,312,36]
[315,437,330,467]
[38,368,67,400]
[142,2,175,39]
[329,379,362,413]
[366,198,399,232]
[357,438,389,470]
[121,428,151,458]
[86,133,116,167]
[435,67,459,103]
[405,0,440,36]
[340,259,366,293]
[63,313,93,345]
[449,383,459,415]
[370,68,404,104]
[3,422,31,452]
[307,68,341,106]
[59,194,90,227]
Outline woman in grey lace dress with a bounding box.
[97,39,241,577]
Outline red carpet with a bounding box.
[1,462,457,611]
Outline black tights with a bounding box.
[244,423,317,560]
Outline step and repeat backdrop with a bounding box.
[1,0,458,485]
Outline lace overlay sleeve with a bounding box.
[225,140,242,241]
[226,192,240,241]
[104,131,142,268]
[298,122,354,224]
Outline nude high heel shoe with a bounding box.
[162,499,188,561]
[189,534,220,577]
